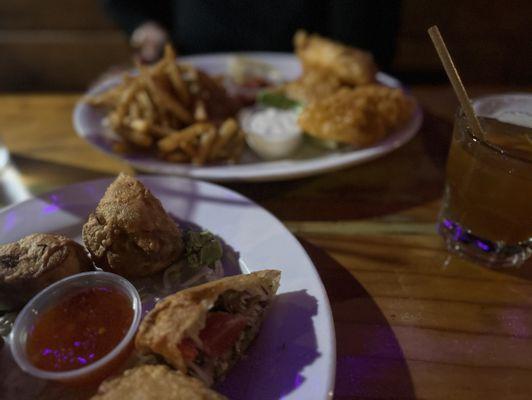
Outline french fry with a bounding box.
[229,129,246,162]
[130,118,149,133]
[194,128,217,165]
[209,118,238,159]
[163,45,190,105]
[157,123,212,153]
[107,111,122,130]
[194,100,207,121]
[87,44,245,166]
[115,81,139,121]
[136,61,193,124]
[179,141,197,158]
[166,64,190,104]
[164,151,189,163]
[145,76,193,124]
[128,129,153,148]
[136,90,154,122]
[219,118,238,136]
[129,101,140,119]
[149,124,173,137]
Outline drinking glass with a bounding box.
[437,94,532,267]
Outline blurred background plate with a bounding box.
[73,53,423,182]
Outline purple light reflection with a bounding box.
[453,226,463,241]
[42,204,60,214]
[476,240,491,252]
[41,194,62,214]
[3,211,17,233]
[442,218,453,229]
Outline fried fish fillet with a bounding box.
[91,365,227,400]
[294,30,377,85]
[136,270,281,386]
[298,85,415,147]
[82,174,183,277]
[282,67,343,104]
[0,233,92,309]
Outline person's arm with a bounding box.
[101,0,174,62]
[101,0,172,35]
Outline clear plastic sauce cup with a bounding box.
[10,271,141,385]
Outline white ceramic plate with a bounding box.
[0,176,335,400]
[73,53,422,182]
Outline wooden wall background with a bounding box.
[1,0,531,91]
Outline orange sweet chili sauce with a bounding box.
[26,287,133,372]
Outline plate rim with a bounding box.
[73,52,422,182]
[0,174,337,399]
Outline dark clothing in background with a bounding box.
[102,0,401,69]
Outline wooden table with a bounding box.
[1,85,531,400]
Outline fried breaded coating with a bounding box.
[0,233,92,309]
[136,270,280,384]
[91,365,227,400]
[282,67,343,104]
[294,30,377,85]
[82,174,183,278]
[298,85,415,147]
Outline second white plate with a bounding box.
[74,53,422,181]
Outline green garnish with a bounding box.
[257,90,300,110]
[306,135,341,150]
[183,230,223,269]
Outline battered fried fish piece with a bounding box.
[282,67,343,104]
[294,30,377,85]
[136,270,281,386]
[0,233,92,309]
[298,85,415,147]
[91,365,227,400]
[82,174,183,278]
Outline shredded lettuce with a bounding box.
[184,230,223,270]
[257,90,300,110]
[160,230,224,293]
[306,135,342,150]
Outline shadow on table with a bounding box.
[227,111,452,221]
[299,238,416,399]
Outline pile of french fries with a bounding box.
[86,45,245,165]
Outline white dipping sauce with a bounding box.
[241,107,303,159]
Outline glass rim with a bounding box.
[456,94,532,165]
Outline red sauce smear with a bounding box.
[26,287,133,372]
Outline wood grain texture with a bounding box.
[0,85,532,399]
[0,31,131,91]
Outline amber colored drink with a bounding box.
[438,96,532,267]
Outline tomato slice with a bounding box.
[199,312,247,357]
[178,338,199,362]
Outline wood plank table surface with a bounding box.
[0,85,531,399]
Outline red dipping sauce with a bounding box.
[26,287,133,372]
